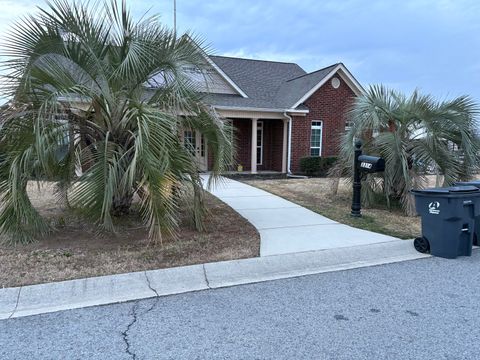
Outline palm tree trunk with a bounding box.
[111,192,134,217]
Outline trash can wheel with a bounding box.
[414,237,430,254]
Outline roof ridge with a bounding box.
[209,54,304,67]
[286,63,340,82]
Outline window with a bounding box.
[54,113,71,146]
[345,120,353,131]
[257,121,263,165]
[310,120,323,156]
[200,134,205,157]
[183,130,195,156]
[52,113,71,164]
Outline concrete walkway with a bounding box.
[202,175,400,256]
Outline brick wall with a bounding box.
[290,115,310,173]
[233,119,252,171]
[207,119,251,171]
[290,73,356,173]
[259,120,283,172]
[270,120,284,172]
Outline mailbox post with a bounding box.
[351,140,363,217]
[350,140,385,217]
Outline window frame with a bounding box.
[183,129,196,156]
[256,120,264,165]
[310,120,323,157]
[345,120,353,132]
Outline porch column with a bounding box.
[282,118,288,173]
[251,118,258,174]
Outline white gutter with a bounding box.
[214,105,309,114]
[283,111,293,174]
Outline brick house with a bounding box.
[185,53,364,174]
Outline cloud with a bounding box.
[220,48,364,73]
[0,0,479,104]
[0,1,42,33]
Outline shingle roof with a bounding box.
[274,64,339,108]
[205,55,339,110]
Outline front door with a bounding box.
[183,129,208,171]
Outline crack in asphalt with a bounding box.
[8,287,22,319]
[120,272,161,360]
[121,301,139,360]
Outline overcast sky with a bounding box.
[1,0,480,103]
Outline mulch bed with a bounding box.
[0,183,259,288]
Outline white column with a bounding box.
[282,119,288,173]
[251,118,258,174]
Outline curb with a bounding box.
[0,240,430,320]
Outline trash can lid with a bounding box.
[454,181,480,188]
[412,185,480,194]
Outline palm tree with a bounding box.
[0,0,232,244]
[332,85,480,215]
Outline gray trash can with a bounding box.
[454,181,480,246]
[411,186,480,259]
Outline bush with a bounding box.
[299,156,337,177]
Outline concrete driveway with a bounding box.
[202,175,400,256]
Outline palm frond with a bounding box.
[0,0,232,244]
[333,85,480,215]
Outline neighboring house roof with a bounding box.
[202,55,364,112]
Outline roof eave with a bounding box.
[212,105,309,114]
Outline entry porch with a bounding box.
[216,116,289,174]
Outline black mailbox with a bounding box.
[351,140,386,217]
[358,155,385,173]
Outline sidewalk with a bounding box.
[202,175,400,256]
[0,240,429,320]
[0,176,427,321]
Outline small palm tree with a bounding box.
[333,85,480,215]
[0,0,232,244]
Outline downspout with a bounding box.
[284,111,308,179]
[283,111,293,174]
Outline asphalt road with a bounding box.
[2,251,480,360]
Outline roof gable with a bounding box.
[180,65,241,95]
[274,64,339,109]
[201,54,363,112]
[289,64,365,108]
[146,60,247,97]
[181,36,249,98]
[201,56,249,98]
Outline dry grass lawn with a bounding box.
[0,182,259,288]
[245,177,422,240]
